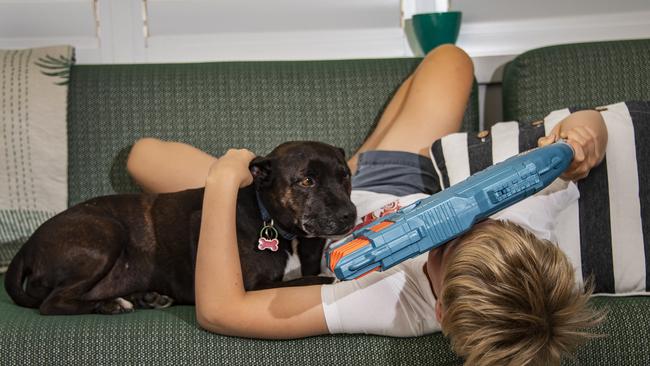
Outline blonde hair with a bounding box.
[440,220,605,366]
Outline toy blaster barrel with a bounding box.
[327,142,574,280]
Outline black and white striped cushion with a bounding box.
[430,101,650,295]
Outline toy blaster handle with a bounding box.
[327,142,574,280]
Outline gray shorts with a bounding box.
[351,150,440,196]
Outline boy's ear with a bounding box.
[249,156,273,186]
[435,300,444,324]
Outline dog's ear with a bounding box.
[337,147,346,159]
[249,156,273,186]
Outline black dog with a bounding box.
[4,141,356,315]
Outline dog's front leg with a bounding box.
[297,237,327,276]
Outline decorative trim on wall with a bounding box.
[144,28,407,62]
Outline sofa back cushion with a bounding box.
[503,39,650,123]
[67,59,479,206]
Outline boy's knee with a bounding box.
[424,44,473,72]
[427,44,465,57]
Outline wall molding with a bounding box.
[144,27,408,62]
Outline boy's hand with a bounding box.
[207,148,256,188]
[538,110,608,181]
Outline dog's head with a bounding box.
[249,141,356,238]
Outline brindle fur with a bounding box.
[4,141,356,315]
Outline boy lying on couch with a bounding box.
[127,45,607,365]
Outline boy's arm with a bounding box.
[127,138,217,193]
[194,149,329,339]
[538,110,608,181]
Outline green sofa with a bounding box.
[1,40,649,365]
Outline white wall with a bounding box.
[2,0,648,66]
[455,1,650,59]
[2,0,649,126]
[456,0,649,22]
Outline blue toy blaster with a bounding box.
[327,142,574,280]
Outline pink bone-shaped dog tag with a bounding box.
[258,237,279,252]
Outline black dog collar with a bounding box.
[255,190,296,241]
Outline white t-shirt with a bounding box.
[320,179,580,337]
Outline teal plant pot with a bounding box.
[412,11,462,54]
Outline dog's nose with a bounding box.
[341,211,355,223]
[338,210,356,231]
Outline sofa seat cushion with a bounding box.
[0,274,462,365]
[2,274,649,365]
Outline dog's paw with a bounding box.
[142,292,174,309]
[96,297,135,315]
[127,292,174,309]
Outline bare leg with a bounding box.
[348,44,474,172]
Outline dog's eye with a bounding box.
[299,177,315,187]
